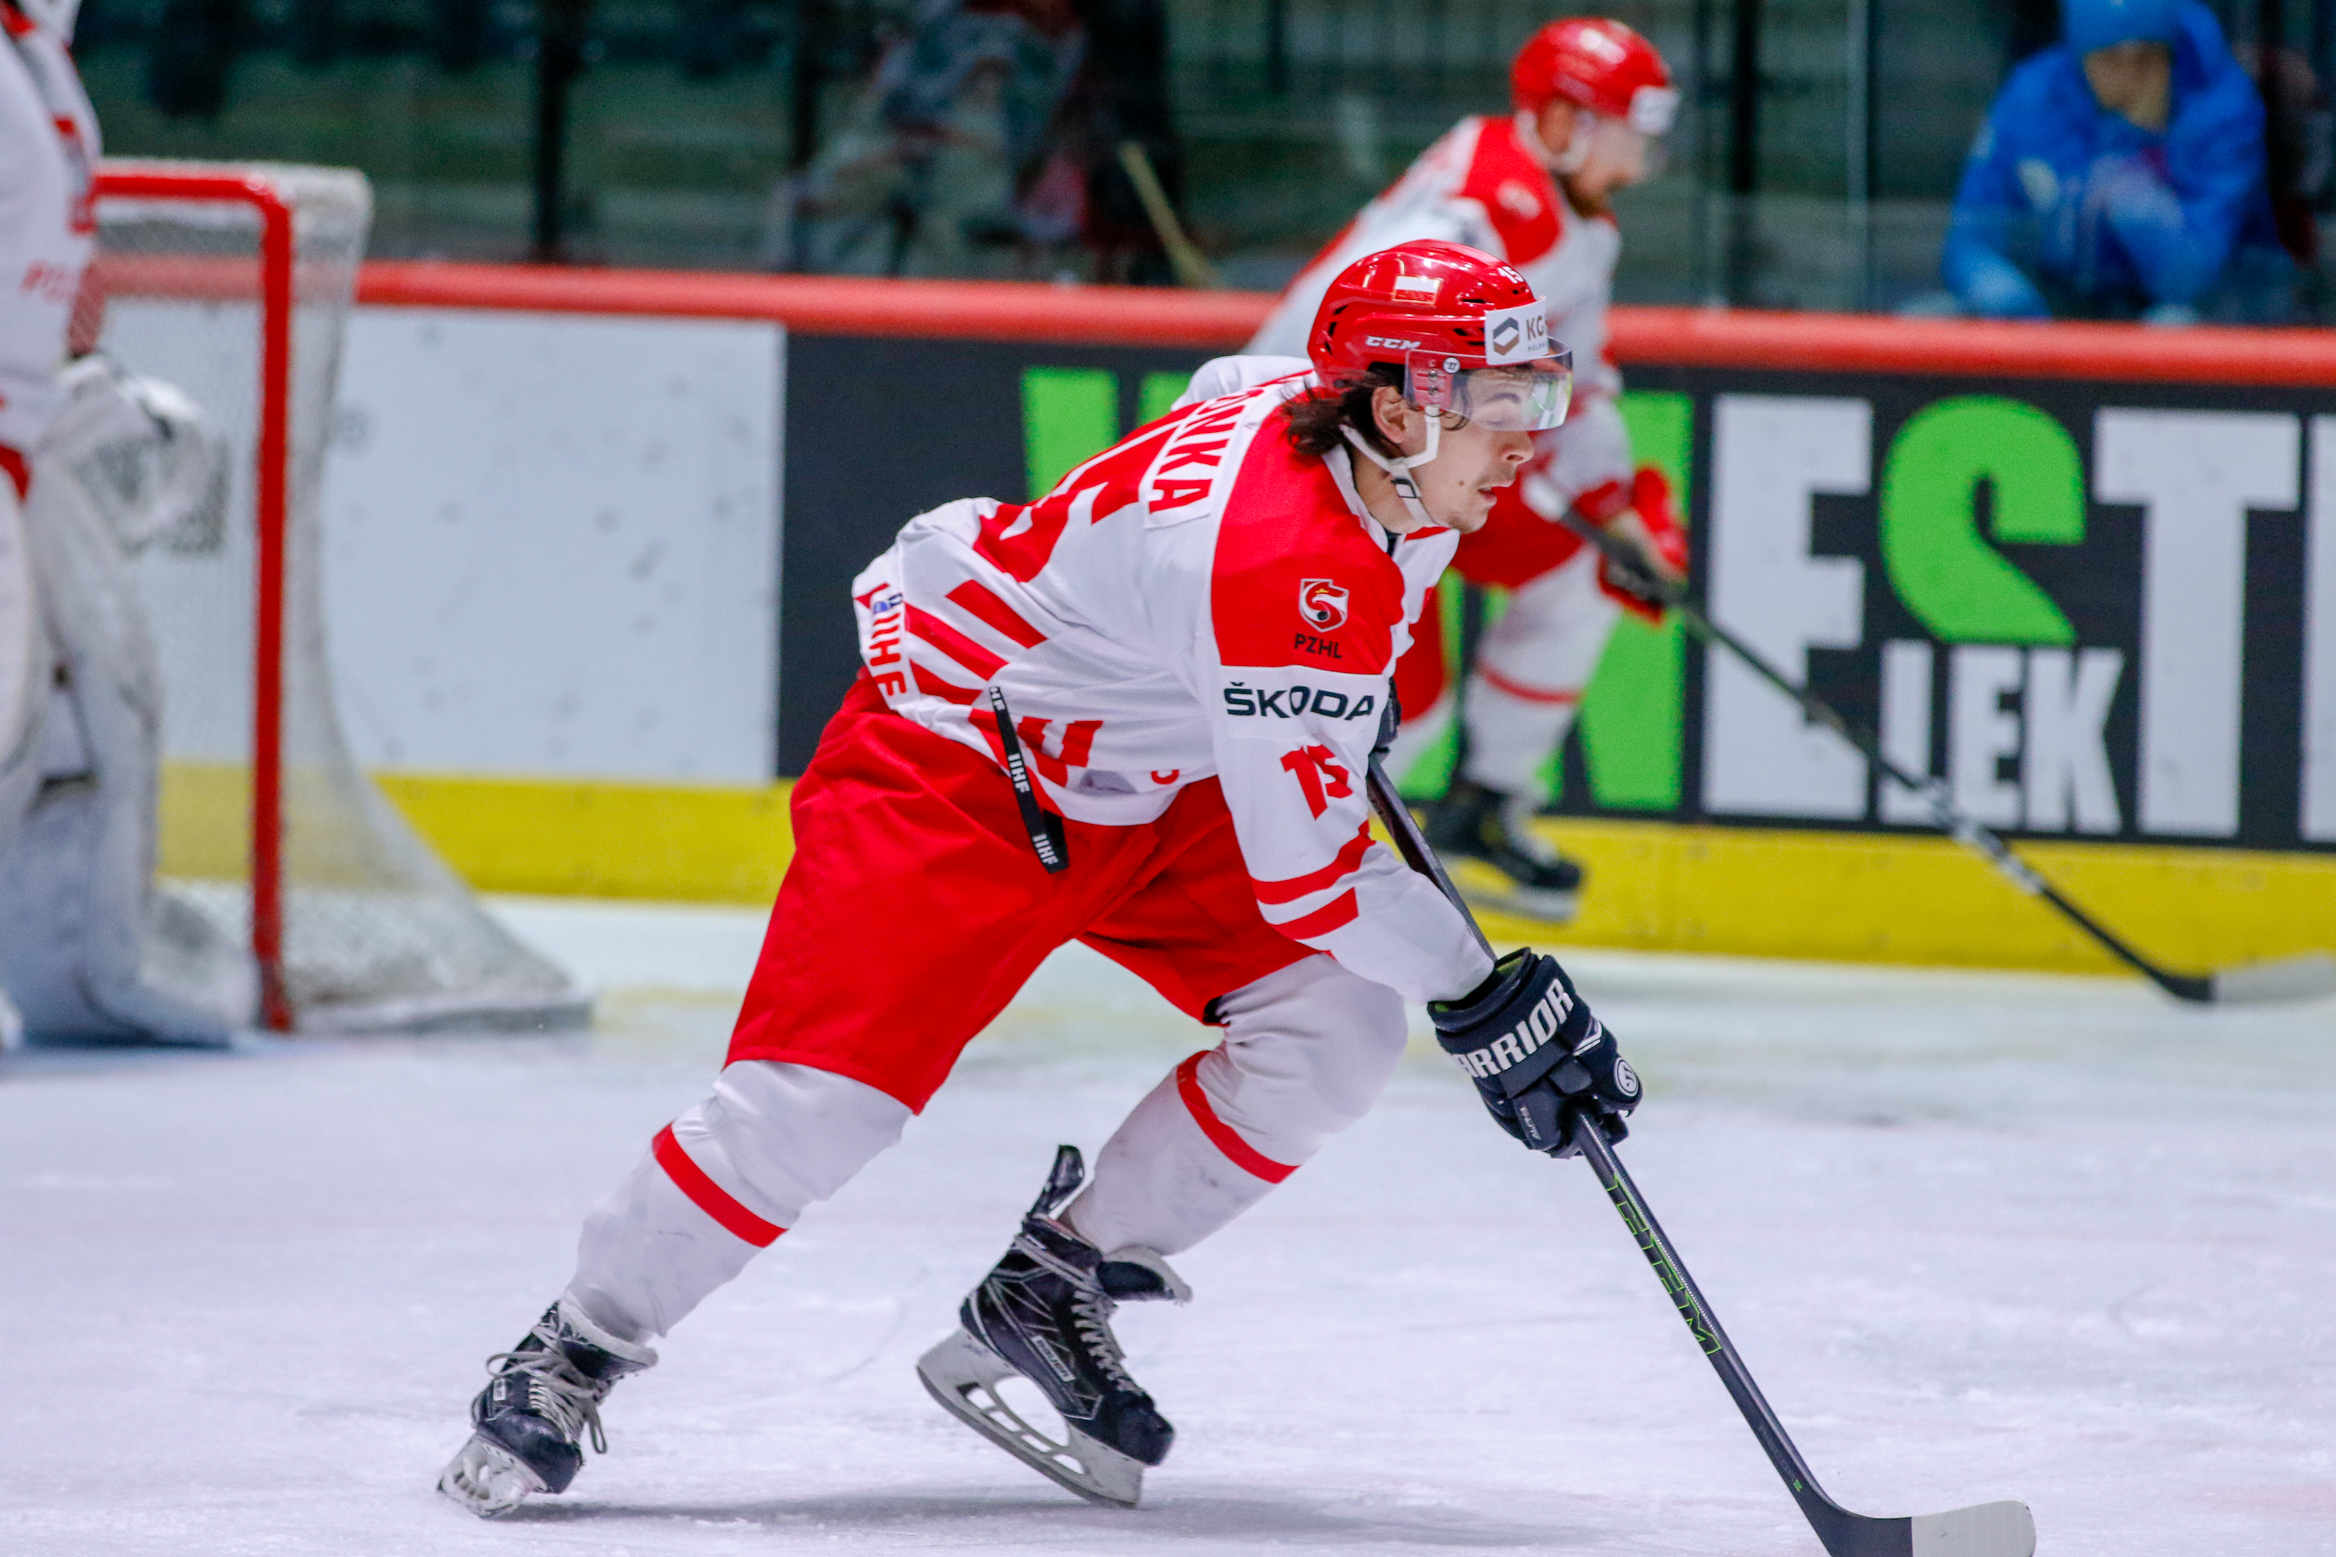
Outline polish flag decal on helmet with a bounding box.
[1299,578,1350,630]
[1391,274,1440,301]
[1482,302,1550,365]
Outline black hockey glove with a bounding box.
[1429,949,1639,1157]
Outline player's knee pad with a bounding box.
[668,1060,912,1231]
[1203,953,1409,1155]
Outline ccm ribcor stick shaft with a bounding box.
[1365,759,2036,1557]
[1556,513,2336,1006]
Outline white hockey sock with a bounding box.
[1458,671,1579,798]
[1065,955,1406,1257]
[567,1060,910,1343]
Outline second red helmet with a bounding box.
[1511,17,1677,135]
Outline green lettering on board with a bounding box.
[1879,396,2081,645]
[1139,371,1190,426]
[1567,390,1694,810]
[1021,366,1118,498]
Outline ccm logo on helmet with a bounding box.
[1299,578,1350,629]
[1451,982,1577,1080]
[1364,335,1422,350]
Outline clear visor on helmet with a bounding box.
[1404,349,1573,432]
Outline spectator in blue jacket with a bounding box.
[1943,0,2294,323]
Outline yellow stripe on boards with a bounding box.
[161,763,2336,978]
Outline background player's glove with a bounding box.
[1371,684,1401,765]
[1596,467,1690,624]
[1429,949,1639,1156]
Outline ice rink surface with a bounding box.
[6,898,2333,1557]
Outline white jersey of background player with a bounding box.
[0,0,251,1043]
[1248,18,1686,922]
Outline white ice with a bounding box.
[5,898,2333,1556]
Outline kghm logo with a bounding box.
[1490,316,1522,357]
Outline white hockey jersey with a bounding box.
[851,370,1493,1004]
[0,1,97,456]
[1247,112,1631,516]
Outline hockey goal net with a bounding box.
[88,159,589,1033]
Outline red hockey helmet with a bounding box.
[1512,18,1677,135]
[1307,239,1572,434]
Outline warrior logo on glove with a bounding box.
[1429,949,1641,1156]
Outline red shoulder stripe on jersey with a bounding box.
[906,604,1005,679]
[653,1124,785,1247]
[946,579,1048,648]
[1251,821,1374,905]
[1175,1052,1296,1183]
[912,666,980,705]
[1478,663,1581,706]
[1210,409,1407,673]
[1273,888,1360,939]
[1457,114,1563,267]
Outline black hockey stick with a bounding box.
[1365,758,2037,1557]
[1555,512,2336,1006]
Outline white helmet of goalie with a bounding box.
[36,355,230,557]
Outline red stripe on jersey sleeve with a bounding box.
[1252,821,1374,905]
[1456,114,1563,266]
[652,1124,785,1247]
[1272,888,1359,940]
[946,580,1050,648]
[1477,663,1582,706]
[912,666,981,705]
[906,604,1006,679]
[1175,1052,1297,1183]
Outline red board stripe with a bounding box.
[1477,663,1581,706]
[906,604,1006,680]
[652,1124,785,1247]
[1272,888,1360,940]
[1174,1053,1297,1184]
[946,580,1049,648]
[1252,822,1374,905]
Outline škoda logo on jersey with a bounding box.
[1450,981,1576,1081]
[1298,578,1350,630]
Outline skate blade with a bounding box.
[1449,858,1580,926]
[915,1328,1145,1508]
[437,1433,547,1519]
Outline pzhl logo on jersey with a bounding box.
[1222,682,1377,721]
[1450,981,1577,1080]
[1299,578,1349,630]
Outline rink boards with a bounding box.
[164,266,2336,978]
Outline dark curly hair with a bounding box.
[1284,364,1405,461]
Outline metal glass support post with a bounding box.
[1846,0,1877,309]
[530,0,591,262]
[1726,0,1763,304]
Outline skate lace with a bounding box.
[487,1333,612,1456]
[1012,1228,1139,1395]
[1069,1285,1138,1393]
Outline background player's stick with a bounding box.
[1364,757,2038,1557]
[1553,511,2336,1006]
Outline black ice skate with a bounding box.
[916,1144,1190,1508]
[437,1298,657,1518]
[1425,778,1584,923]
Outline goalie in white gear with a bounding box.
[0,0,255,1040]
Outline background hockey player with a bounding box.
[0,0,253,1043]
[1247,18,1688,923]
[439,240,1644,1517]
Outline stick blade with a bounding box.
[2210,952,2336,1005]
[1909,1500,2035,1557]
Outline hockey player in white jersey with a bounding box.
[0,0,253,1042]
[440,240,1645,1515]
[1250,18,1689,922]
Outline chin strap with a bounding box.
[1342,415,1441,530]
